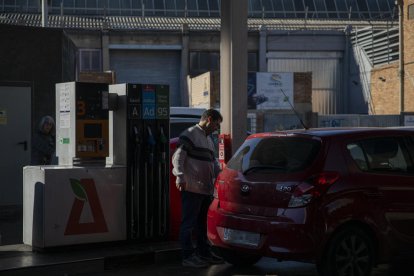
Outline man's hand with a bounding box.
[176,182,186,191]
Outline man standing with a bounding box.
[172,109,224,268]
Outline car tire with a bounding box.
[217,247,262,266]
[318,226,375,276]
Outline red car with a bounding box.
[207,128,414,276]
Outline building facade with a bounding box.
[0,0,400,119]
[370,0,414,114]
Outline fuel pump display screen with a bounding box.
[84,123,102,138]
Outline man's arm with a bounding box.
[172,143,187,184]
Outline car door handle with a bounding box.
[17,141,28,151]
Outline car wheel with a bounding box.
[319,226,374,276]
[217,247,262,266]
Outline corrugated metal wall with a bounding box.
[267,51,343,114]
[110,50,181,105]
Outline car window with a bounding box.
[347,143,369,171]
[405,136,414,158]
[227,137,321,173]
[347,137,413,173]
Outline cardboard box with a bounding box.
[79,71,116,84]
[188,71,220,108]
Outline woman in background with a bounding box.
[31,116,55,165]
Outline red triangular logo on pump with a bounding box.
[64,178,108,235]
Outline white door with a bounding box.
[0,84,31,206]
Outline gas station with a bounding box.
[20,0,248,250]
[0,0,407,274]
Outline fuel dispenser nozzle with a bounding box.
[159,127,167,163]
[147,126,156,163]
[131,125,141,239]
[145,126,156,237]
[133,126,140,144]
[158,126,168,235]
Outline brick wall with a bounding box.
[370,0,414,113]
[371,63,400,114]
[404,0,414,111]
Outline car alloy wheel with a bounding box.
[321,226,374,276]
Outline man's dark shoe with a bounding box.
[182,254,209,268]
[197,252,225,264]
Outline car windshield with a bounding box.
[227,136,321,173]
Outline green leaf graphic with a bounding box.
[69,178,88,202]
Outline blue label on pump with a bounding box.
[142,85,156,119]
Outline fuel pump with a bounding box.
[109,83,169,241]
[23,82,126,249]
[56,82,110,165]
[218,134,232,169]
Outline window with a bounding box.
[314,0,328,18]
[189,51,220,76]
[347,0,360,19]
[262,0,275,18]
[79,49,102,72]
[250,0,262,17]
[248,52,258,72]
[282,0,295,18]
[347,137,413,173]
[293,0,305,18]
[187,0,198,17]
[154,0,165,16]
[165,0,177,16]
[208,0,219,17]
[357,0,370,19]
[176,0,186,16]
[347,143,368,170]
[227,137,321,173]
[409,4,414,20]
[120,0,132,15]
[144,0,155,16]
[335,0,348,19]
[198,0,208,17]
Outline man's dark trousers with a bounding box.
[180,190,213,259]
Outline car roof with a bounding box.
[170,107,205,118]
[247,127,414,139]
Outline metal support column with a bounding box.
[41,0,48,27]
[180,24,190,106]
[259,25,267,72]
[101,30,110,71]
[220,0,248,153]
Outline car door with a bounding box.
[346,135,414,252]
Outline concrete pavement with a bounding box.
[0,241,181,276]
